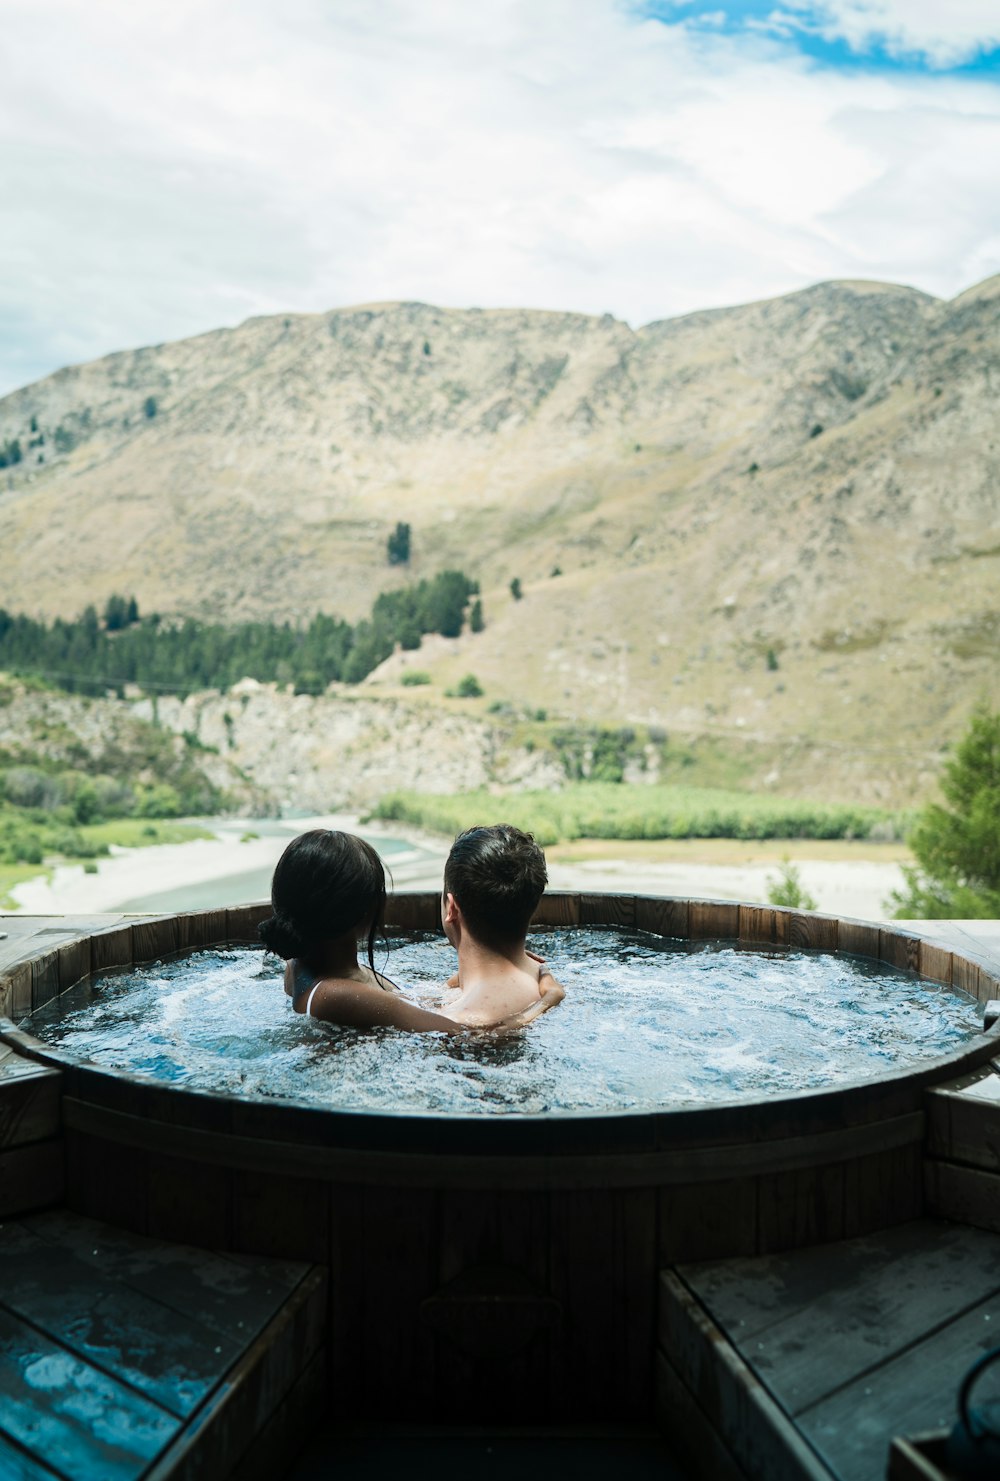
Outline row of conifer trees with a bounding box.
[0,570,480,697]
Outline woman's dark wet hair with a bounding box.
[258,830,386,971]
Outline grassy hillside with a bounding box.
[2,277,998,803]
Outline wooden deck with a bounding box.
[0,1210,326,1481]
[659,1209,1000,1479]
[656,1050,1000,1480]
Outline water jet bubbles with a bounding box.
[29,931,983,1116]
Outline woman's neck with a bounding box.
[304,931,364,980]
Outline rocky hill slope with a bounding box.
[2,276,998,801]
[134,681,563,813]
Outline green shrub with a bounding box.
[767,860,818,911]
[401,671,431,687]
[371,783,900,844]
[15,837,43,865]
[890,704,1000,918]
[136,783,183,818]
[387,520,411,564]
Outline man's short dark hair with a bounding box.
[444,824,547,947]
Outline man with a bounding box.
[439,824,565,1026]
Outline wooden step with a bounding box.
[0,1210,326,1481]
[658,1218,1000,1481]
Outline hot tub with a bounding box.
[2,892,998,1424]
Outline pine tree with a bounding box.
[891,704,1000,918]
[387,521,411,564]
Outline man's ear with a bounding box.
[443,892,460,926]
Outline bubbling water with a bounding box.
[28,929,982,1115]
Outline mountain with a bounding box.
[2,277,998,803]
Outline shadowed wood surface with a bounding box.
[0,1210,323,1481]
[662,1217,1000,1481]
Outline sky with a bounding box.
[1,0,999,395]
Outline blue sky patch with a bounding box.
[635,2,1000,77]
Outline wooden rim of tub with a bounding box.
[2,892,998,1190]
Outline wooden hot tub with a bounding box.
[2,892,998,1424]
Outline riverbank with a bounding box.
[7,817,910,922]
[7,815,445,916]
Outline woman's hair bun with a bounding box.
[258,912,309,960]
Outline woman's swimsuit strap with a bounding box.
[305,982,321,1017]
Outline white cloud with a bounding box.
[778,2,1000,67]
[0,0,998,393]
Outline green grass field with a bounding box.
[0,817,214,908]
[370,783,907,846]
[77,819,215,851]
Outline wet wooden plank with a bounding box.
[532,892,581,927]
[232,1166,330,1263]
[842,1142,922,1239]
[1,961,33,1019]
[951,1063,1000,1101]
[799,1292,1000,1481]
[549,1187,656,1421]
[90,926,133,974]
[634,896,686,937]
[180,908,229,949]
[658,1176,757,1264]
[788,914,838,953]
[30,951,60,1011]
[361,1185,438,1421]
[917,940,953,986]
[924,1159,1000,1234]
[142,1267,326,1481]
[384,893,440,931]
[678,1219,1000,1354]
[689,901,739,940]
[63,1128,148,1234]
[737,1236,1000,1415]
[0,1140,64,1219]
[658,1270,833,1481]
[880,930,921,975]
[756,1162,845,1254]
[147,1151,234,1248]
[926,1085,1000,1171]
[225,904,270,944]
[226,1346,325,1481]
[57,938,91,994]
[0,1431,69,1480]
[837,919,879,960]
[327,1183,368,1413]
[0,1060,61,1149]
[131,916,179,966]
[0,1306,178,1481]
[740,906,790,948]
[0,1221,239,1418]
[26,1209,304,1344]
[951,954,983,1001]
[583,892,637,928]
[434,1188,552,1423]
[655,1350,751,1481]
